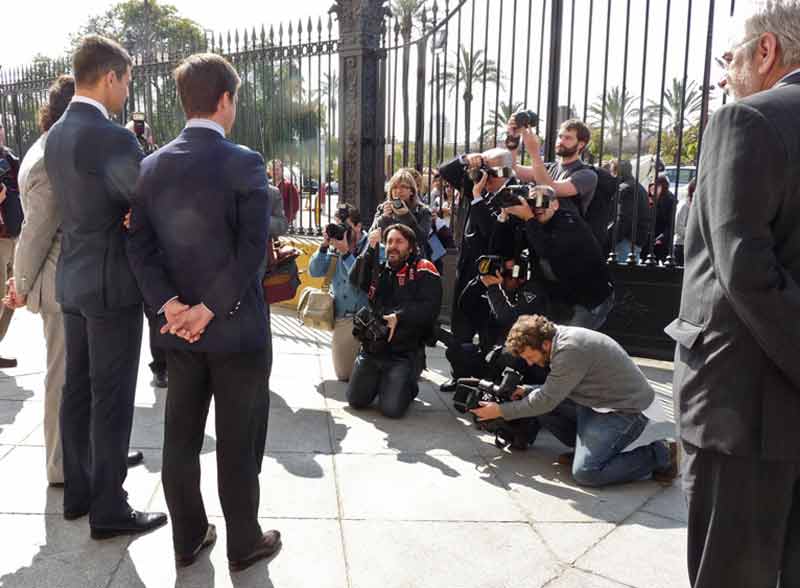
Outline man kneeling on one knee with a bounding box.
[471,315,678,487]
[347,224,443,418]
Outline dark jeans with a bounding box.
[163,347,271,560]
[528,399,669,487]
[347,350,418,418]
[683,443,800,588]
[144,306,166,375]
[61,304,143,524]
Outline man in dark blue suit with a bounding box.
[44,35,166,537]
[127,53,281,571]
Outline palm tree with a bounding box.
[589,86,639,148]
[392,0,427,165]
[480,100,524,146]
[441,44,501,149]
[646,78,706,137]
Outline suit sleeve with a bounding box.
[203,149,270,316]
[695,103,800,387]
[13,159,60,297]
[105,128,144,206]
[126,166,179,311]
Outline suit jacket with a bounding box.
[13,132,61,314]
[44,102,144,312]
[127,127,271,353]
[666,71,800,460]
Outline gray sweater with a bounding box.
[501,326,655,420]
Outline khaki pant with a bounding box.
[0,239,15,342]
[332,317,361,382]
[41,309,65,483]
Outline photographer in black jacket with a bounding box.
[438,148,512,344]
[0,125,24,369]
[347,223,443,418]
[504,189,614,329]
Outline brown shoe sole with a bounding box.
[653,441,680,485]
[229,531,282,572]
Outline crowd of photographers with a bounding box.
[304,111,678,488]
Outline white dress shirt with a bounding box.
[185,118,226,137]
[70,95,109,119]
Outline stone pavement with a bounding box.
[0,307,689,588]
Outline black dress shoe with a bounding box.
[176,524,217,568]
[439,379,458,393]
[91,510,168,540]
[48,482,65,488]
[229,530,282,572]
[0,356,17,369]
[127,451,144,467]
[151,370,168,388]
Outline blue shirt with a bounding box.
[308,232,381,319]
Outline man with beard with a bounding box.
[509,118,597,218]
[664,1,800,586]
[347,224,442,418]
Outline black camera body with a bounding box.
[487,184,556,212]
[325,223,349,241]
[467,165,514,184]
[352,306,390,345]
[476,255,504,277]
[505,109,540,150]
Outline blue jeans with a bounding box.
[614,239,642,263]
[347,350,418,418]
[565,294,614,331]
[536,399,669,487]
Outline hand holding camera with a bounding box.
[479,271,503,288]
[368,228,382,249]
[505,109,539,151]
[391,198,409,215]
[472,169,489,200]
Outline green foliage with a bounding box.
[648,124,700,166]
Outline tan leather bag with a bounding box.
[297,255,337,331]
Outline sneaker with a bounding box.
[652,440,680,484]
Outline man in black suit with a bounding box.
[43,35,166,538]
[665,2,800,586]
[127,53,280,571]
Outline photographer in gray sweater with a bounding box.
[472,315,678,487]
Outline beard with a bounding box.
[387,249,410,268]
[556,144,579,158]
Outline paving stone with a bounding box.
[265,406,333,454]
[0,373,44,401]
[640,484,688,523]
[0,513,129,588]
[576,511,690,588]
[545,568,630,587]
[109,516,347,588]
[335,453,527,522]
[534,522,617,564]
[0,399,43,445]
[343,520,561,588]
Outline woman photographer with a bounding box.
[370,168,432,258]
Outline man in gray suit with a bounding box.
[4,76,76,486]
[666,2,800,586]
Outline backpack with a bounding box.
[582,164,619,253]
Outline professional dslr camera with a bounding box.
[505,109,540,150]
[131,112,157,155]
[352,306,390,345]
[453,367,534,449]
[467,163,514,185]
[487,184,556,212]
[325,205,352,241]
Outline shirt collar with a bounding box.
[185,118,226,138]
[71,96,109,119]
[776,67,800,87]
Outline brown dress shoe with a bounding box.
[176,524,217,568]
[652,440,680,485]
[229,530,282,572]
[0,357,17,369]
[556,451,575,466]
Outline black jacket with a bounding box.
[127,127,270,353]
[44,102,144,312]
[616,175,651,247]
[351,245,443,353]
[524,209,613,309]
[0,147,24,238]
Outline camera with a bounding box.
[505,109,540,150]
[391,198,406,210]
[352,306,390,344]
[453,366,524,414]
[325,223,349,241]
[131,112,156,155]
[477,255,504,277]
[467,165,514,184]
[487,184,556,212]
[335,205,350,223]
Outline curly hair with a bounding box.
[38,75,75,133]
[505,315,557,355]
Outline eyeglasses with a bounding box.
[715,36,759,70]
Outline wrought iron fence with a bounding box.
[0,19,342,236]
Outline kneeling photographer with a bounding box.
[503,185,614,330]
[471,315,678,487]
[347,224,443,418]
[308,204,371,381]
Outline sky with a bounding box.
[3,0,757,153]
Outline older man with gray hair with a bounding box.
[665,1,800,586]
